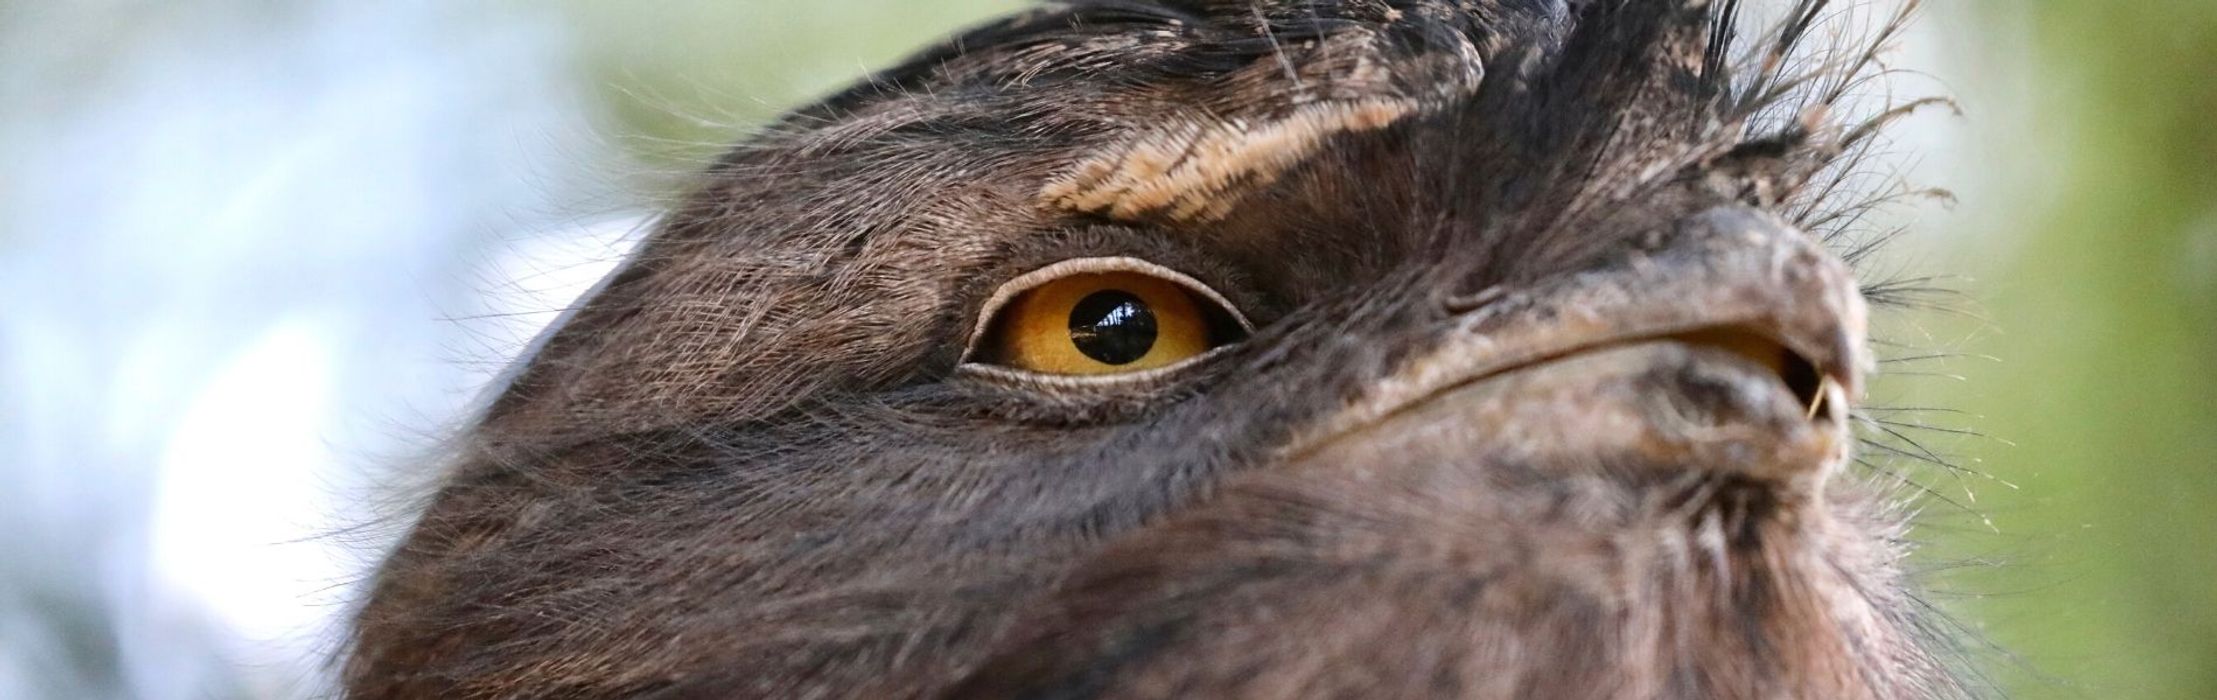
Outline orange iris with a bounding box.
[982,271,1217,376]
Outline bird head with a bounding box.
[349,2,1966,697]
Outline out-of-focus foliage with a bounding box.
[554,0,1025,178]
[1915,2,2217,698]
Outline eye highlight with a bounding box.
[967,258,1249,377]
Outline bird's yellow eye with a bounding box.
[970,261,1248,377]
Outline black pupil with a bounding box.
[1068,290,1157,365]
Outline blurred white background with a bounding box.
[0,3,633,696]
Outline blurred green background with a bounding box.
[552,2,2217,697]
[1916,2,2217,698]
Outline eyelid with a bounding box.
[958,256,1254,365]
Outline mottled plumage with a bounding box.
[349,1,1971,698]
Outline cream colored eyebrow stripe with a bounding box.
[1039,98,1418,224]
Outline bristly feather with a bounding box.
[345,2,1992,698]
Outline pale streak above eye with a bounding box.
[960,256,1252,366]
[1038,98,1419,224]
